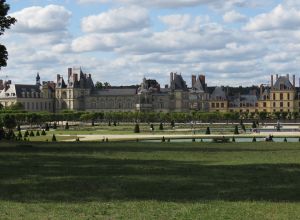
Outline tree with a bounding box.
[0,0,17,68]
[95,81,103,89]
[65,122,69,130]
[2,114,16,132]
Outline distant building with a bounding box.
[0,67,299,114]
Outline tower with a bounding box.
[36,72,41,86]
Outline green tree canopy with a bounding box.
[0,0,16,68]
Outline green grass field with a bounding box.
[1,142,300,219]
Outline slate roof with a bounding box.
[173,74,188,91]
[273,76,293,90]
[211,87,227,100]
[92,88,137,96]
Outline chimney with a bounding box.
[165,84,169,89]
[199,75,206,84]
[170,72,174,84]
[276,74,278,80]
[57,74,60,83]
[271,75,273,88]
[287,74,289,80]
[191,75,196,88]
[68,68,72,78]
[260,84,263,96]
[88,74,91,78]
[293,75,295,88]
[73,74,78,82]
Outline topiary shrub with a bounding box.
[36,131,40,136]
[17,131,22,140]
[41,130,46,136]
[29,131,35,137]
[45,123,50,131]
[171,120,175,128]
[17,124,21,132]
[252,121,257,129]
[52,134,57,142]
[24,130,29,138]
[232,137,236,142]
[134,124,140,133]
[205,127,210,134]
[113,121,117,126]
[65,122,69,130]
[150,124,154,131]
[284,137,287,142]
[159,122,163,130]
[162,136,165,142]
[192,138,195,142]
[76,137,80,142]
[53,122,57,129]
[234,125,239,135]
[252,137,256,142]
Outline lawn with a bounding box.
[1,142,300,219]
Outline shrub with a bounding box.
[162,136,165,142]
[171,120,175,128]
[192,138,195,142]
[234,125,239,134]
[0,128,5,140]
[159,122,163,130]
[150,124,154,131]
[76,137,80,142]
[65,122,69,130]
[17,124,21,132]
[284,137,287,142]
[17,131,22,140]
[24,130,29,137]
[36,131,40,136]
[53,122,57,129]
[45,123,50,131]
[232,137,236,142]
[252,121,257,129]
[252,137,256,142]
[52,134,57,142]
[113,121,117,126]
[108,121,111,126]
[134,124,140,133]
[205,127,210,135]
[41,130,46,136]
[29,131,35,137]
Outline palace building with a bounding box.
[0,67,300,113]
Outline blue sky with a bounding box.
[2,0,300,87]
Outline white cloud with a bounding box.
[245,4,300,31]
[10,5,71,33]
[223,10,247,23]
[81,6,149,33]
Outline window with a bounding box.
[216,103,219,108]
[263,102,266,107]
[280,102,283,107]
[273,94,275,100]
[287,93,290,100]
[221,103,224,108]
[280,93,283,100]
[212,103,215,108]
[288,102,290,107]
[273,102,276,107]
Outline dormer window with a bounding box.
[5,93,9,97]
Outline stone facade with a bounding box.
[0,68,300,114]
